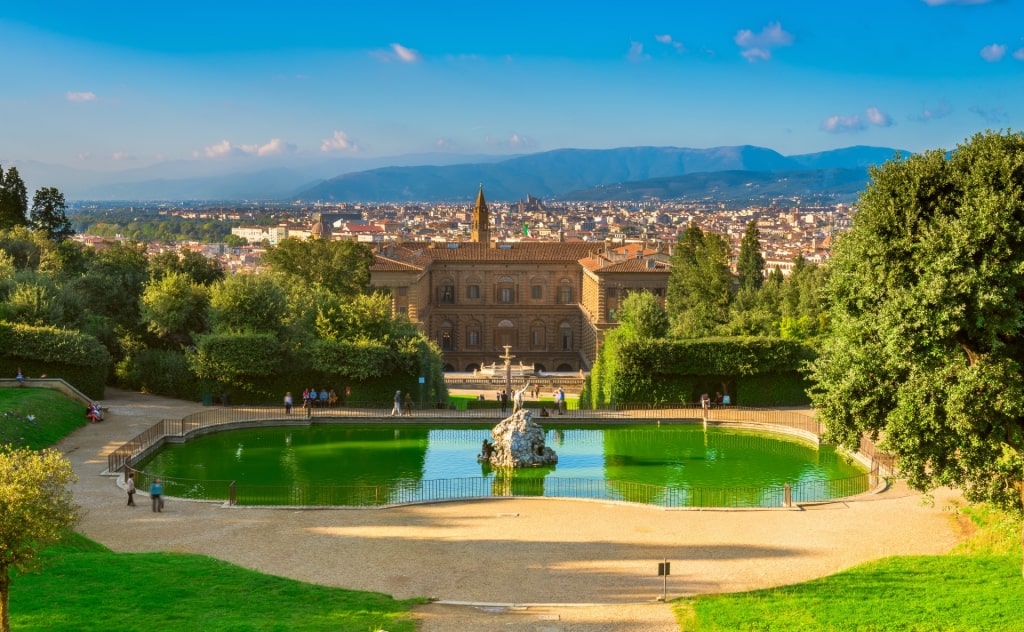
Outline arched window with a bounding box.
[466,321,481,348]
[496,276,515,304]
[560,322,573,351]
[530,320,546,349]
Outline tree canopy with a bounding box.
[0,445,80,632]
[0,167,28,231]
[666,225,733,338]
[807,130,1024,514]
[261,237,372,298]
[29,187,74,243]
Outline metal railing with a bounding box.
[111,403,887,509]
[125,472,873,509]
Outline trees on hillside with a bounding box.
[0,166,28,231]
[808,131,1024,522]
[737,220,765,292]
[0,445,80,632]
[262,237,372,298]
[666,225,733,337]
[29,187,74,243]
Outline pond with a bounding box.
[136,422,868,507]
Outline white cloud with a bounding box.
[484,133,537,150]
[821,115,865,133]
[865,107,892,127]
[735,22,794,62]
[1014,48,1024,61]
[66,91,97,102]
[242,138,295,156]
[915,101,952,121]
[969,105,1008,123]
[980,44,1006,61]
[111,151,136,161]
[373,43,421,63]
[435,138,455,150]
[199,138,296,158]
[626,41,650,62]
[655,34,685,52]
[321,130,360,153]
[922,0,994,5]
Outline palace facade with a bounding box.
[369,187,671,372]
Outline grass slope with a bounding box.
[0,387,88,449]
[3,389,422,632]
[675,506,1024,631]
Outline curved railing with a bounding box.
[122,471,874,509]
[110,404,892,509]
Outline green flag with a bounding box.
[523,223,530,236]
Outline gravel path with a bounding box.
[56,388,965,632]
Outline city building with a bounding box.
[369,187,671,372]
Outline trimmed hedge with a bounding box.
[593,336,816,407]
[0,321,110,398]
[115,348,202,401]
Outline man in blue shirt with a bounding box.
[150,478,164,512]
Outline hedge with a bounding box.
[0,321,110,398]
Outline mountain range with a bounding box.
[5,145,907,203]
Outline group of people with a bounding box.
[284,388,343,416]
[391,390,414,416]
[124,472,164,513]
[86,402,104,423]
[699,391,732,409]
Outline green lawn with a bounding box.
[3,388,422,632]
[11,534,421,632]
[674,505,1024,631]
[0,387,88,449]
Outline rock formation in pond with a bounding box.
[484,408,558,468]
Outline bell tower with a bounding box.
[471,184,490,243]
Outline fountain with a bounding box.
[481,407,558,468]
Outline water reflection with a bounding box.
[138,423,864,506]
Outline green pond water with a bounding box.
[137,423,868,507]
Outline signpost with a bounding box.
[657,559,671,601]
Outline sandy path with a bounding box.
[56,388,964,632]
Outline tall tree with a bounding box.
[29,187,73,242]
[0,446,81,632]
[666,225,733,338]
[149,248,224,286]
[0,166,28,231]
[140,271,210,346]
[261,237,372,298]
[209,273,288,335]
[736,220,766,291]
[807,132,1024,563]
[615,291,669,340]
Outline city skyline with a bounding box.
[2,0,1022,173]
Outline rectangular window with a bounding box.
[532,330,543,346]
[441,330,453,350]
[467,285,480,299]
[397,287,408,297]
[531,285,542,299]
[500,287,514,304]
[559,287,573,304]
[468,330,480,346]
[439,285,455,304]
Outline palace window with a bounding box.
[467,284,480,299]
[438,280,455,304]
[560,323,573,350]
[500,287,514,304]
[531,285,543,299]
[441,321,454,351]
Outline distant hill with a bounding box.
[562,168,872,203]
[295,145,904,203]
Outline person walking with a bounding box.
[126,472,136,507]
[150,477,163,512]
[284,391,293,415]
[391,390,403,416]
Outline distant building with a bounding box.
[370,187,670,371]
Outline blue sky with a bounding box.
[1,0,1022,171]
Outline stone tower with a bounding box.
[471,184,490,243]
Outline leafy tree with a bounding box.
[29,187,74,243]
[314,292,411,342]
[149,248,224,286]
[737,220,766,291]
[666,225,733,338]
[140,272,210,346]
[262,237,372,298]
[0,166,28,231]
[614,291,669,340]
[807,132,1024,535]
[224,233,247,247]
[209,273,288,334]
[0,445,81,632]
[74,241,150,333]
[0,226,48,271]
